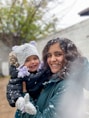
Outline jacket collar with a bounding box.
[43,72,63,86]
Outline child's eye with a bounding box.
[33,57,39,60]
[26,58,30,62]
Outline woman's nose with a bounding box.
[51,55,56,61]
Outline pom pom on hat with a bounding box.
[29,41,37,47]
[12,41,40,66]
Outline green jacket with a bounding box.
[23,75,69,118]
[23,72,88,118]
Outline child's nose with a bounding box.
[31,60,35,63]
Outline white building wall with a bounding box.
[0,40,10,75]
[37,19,89,60]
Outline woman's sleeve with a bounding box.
[82,61,89,90]
[26,81,67,118]
[34,81,85,118]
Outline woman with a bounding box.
[16,37,89,118]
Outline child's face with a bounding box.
[24,55,40,72]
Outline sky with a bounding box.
[44,0,89,29]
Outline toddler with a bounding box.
[6,41,51,116]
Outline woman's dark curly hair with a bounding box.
[42,37,81,78]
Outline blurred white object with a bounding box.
[2,62,9,76]
[83,88,89,100]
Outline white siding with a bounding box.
[37,19,89,60]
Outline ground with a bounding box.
[0,77,16,118]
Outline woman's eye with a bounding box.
[55,52,63,56]
[47,53,51,58]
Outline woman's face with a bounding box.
[24,55,40,72]
[47,43,65,74]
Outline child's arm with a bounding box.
[7,51,28,107]
[6,75,23,107]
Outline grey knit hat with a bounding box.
[12,42,40,66]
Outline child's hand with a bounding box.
[15,97,25,112]
[15,93,37,115]
[9,51,19,67]
[24,93,37,115]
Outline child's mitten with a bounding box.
[24,93,37,115]
[9,51,19,67]
[15,97,25,112]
